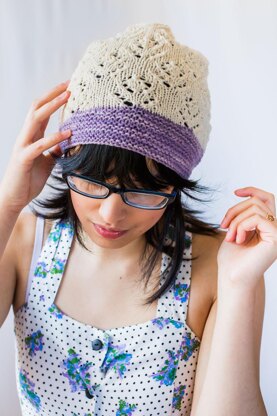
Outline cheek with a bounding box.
[70,191,96,219]
[136,210,165,232]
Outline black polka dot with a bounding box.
[14,219,199,415]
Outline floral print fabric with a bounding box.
[14,218,200,415]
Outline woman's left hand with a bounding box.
[217,186,277,290]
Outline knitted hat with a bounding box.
[58,22,211,179]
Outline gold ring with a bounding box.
[266,213,275,222]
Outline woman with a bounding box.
[0,23,276,415]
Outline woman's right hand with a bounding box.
[0,81,72,213]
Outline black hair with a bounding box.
[30,144,222,305]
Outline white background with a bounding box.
[0,0,276,414]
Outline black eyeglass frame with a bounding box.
[62,172,178,210]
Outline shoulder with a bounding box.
[183,230,225,340]
[191,230,226,303]
[12,210,56,313]
[12,210,38,269]
[15,210,54,249]
[191,229,226,257]
[14,210,55,281]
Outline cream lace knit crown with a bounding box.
[59,22,211,178]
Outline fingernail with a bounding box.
[226,229,232,238]
[61,129,71,136]
[59,91,70,99]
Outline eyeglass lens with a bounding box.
[66,175,168,208]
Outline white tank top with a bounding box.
[14,217,200,415]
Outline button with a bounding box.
[91,338,103,351]
[85,388,94,399]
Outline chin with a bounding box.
[91,234,134,249]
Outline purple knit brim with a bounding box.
[58,105,204,179]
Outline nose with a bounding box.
[98,192,127,224]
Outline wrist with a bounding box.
[217,279,257,320]
[217,268,258,299]
[0,193,24,216]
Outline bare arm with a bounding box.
[189,185,277,415]
[0,80,71,327]
[0,204,36,328]
[190,276,267,416]
[0,199,21,261]
[0,200,22,327]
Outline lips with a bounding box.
[93,223,128,239]
[95,224,126,232]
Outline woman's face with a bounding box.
[70,176,174,250]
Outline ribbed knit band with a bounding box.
[58,23,211,179]
[59,105,204,178]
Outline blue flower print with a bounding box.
[58,220,74,238]
[64,221,74,238]
[151,349,179,386]
[151,331,200,386]
[152,317,184,330]
[25,330,44,357]
[116,399,137,415]
[19,369,41,412]
[100,342,132,378]
[72,413,93,416]
[48,303,64,319]
[174,283,190,303]
[34,261,48,278]
[48,220,73,242]
[172,384,186,410]
[61,348,95,395]
[50,257,66,275]
[48,226,61,243]
[39,294,45,302]
[179,332,200,361]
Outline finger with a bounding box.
[25,129,71,160]
[221,196,273,228]
[43,143,64,159]
[225,204,269,242]
[20,89,71,144]
[234,187,276,215]
[32,89,71,125]
[234,213,277,245]
[226,205,268,241]
[29,81,70,112]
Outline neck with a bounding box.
[78,229,149,266]
[75,229,162,292]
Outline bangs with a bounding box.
[58,144,178,191]
[32,142,220,307]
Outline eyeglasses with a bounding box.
[62,172,177,210]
